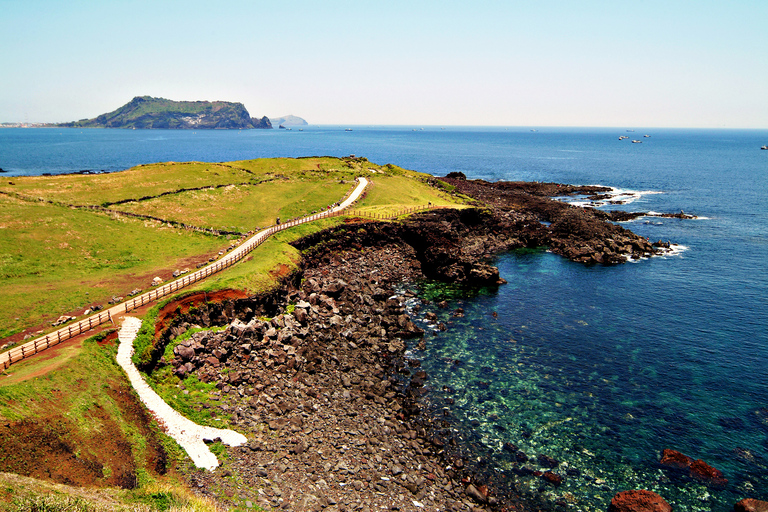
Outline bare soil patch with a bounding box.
[0,379,167,489]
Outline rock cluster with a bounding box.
[608,490,672,512]
[157,245,536,511]
[439,177,669,264]
[659,448,728,488]
[51,315,76,327]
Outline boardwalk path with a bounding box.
[1,178,368,371]
[116,317,244,470]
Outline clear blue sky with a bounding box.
[1,0,766,127]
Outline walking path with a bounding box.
[116,317,246,470]
[109,178,371,470]
[1,178,369,371]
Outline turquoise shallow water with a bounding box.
[406,245,768,510]
[2,126,767,510]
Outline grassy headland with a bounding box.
[0,156,462,341]
[0,155,464,510]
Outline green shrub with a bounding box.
[132,305,160,368]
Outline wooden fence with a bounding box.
[0,188,451,371]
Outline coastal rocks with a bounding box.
[143,178,693,510]
[659,448,693,470]
[465,483,488,503]
[150,242,532,511]
[735,498,768,512]
[439,176,672,264]
[659,448,728,488]
[51,315,76,327]
[689,458,728,487]
[608,490,672,512]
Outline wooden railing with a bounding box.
[0,185,454,371]
[346,204,453,220]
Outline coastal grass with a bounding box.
[0,334,154,479]
[0,333,225,512]
[0,473,224,512]
[115,179,349,233]
[190,217,344,296]
[355,172,468,216]
[0,156,464,344]
[0,194,227,340]
[0,157,365,207]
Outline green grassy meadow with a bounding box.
[0,157,462,342]
[0,155,468,510]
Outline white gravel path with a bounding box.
[116,316,247,471]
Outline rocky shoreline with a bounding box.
[156,243,539,511]
[143,178,702,511]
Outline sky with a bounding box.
[1,0,766,128]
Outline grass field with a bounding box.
[0,332,189,497]
[115,179,349,233]
[0,157,464,343]
[0,155,468,509]
[0,194,226,340]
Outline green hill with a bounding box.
[59,96,272,129]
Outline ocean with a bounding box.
[2,126,767,510]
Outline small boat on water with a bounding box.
[345,128,353,132]
[632,140,642,143]
[761,145,768,150]
[644,134,651,138]
[619,135,629,140]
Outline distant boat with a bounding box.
[626,129,635,132]
[644,134,651,138]
[619,136,629,140]
[345,128,353,132]
[761,145,768,150]
[632,140,642,143]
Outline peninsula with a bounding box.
[58,96,272,129]
[0,159,705,512]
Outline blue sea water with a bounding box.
[2,126,767,510]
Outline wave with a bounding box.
[557,186,663,208]
[626,242,689,262]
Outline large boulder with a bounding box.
[659,449,728,488]
[689,458,728,488]
[608,490,672,512]
[659,449,693,470]
[735,499,768,512]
